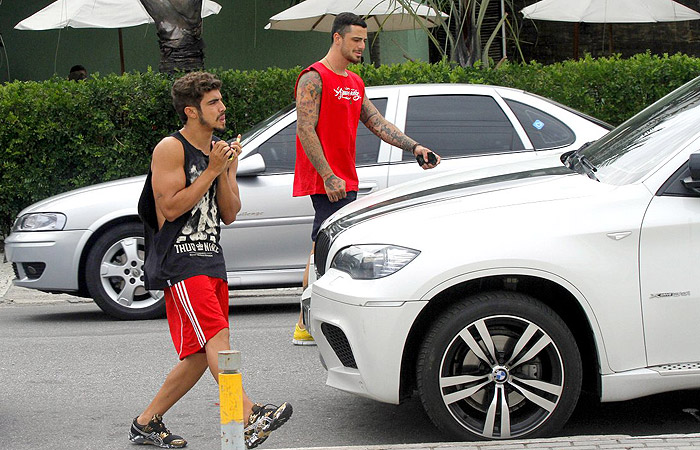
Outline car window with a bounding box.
[657,161,700,198]
[505,99,575,150]
[255,121,297,174]
[402,95,525,161]
[356,98,387,166]
[255,98,387,174]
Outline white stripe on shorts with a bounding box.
[173,280,206,347]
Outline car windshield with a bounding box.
[240,103,295,146]
[580,76,700,185]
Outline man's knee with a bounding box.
[206,327,230,348]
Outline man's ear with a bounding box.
[184,105,198,120]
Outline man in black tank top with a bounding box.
[132,72,292,449]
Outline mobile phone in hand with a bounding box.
[416,152,437,166]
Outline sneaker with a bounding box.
[129,414,187,448]
[244,402,293,449]
[292,324,316,346]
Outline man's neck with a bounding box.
[179,123,214,154]
[322,51,350,75]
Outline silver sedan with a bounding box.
[4,83,610,319]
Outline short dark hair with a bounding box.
[171,71,222,124]
[331,12,367,41]
[68,64,87,81]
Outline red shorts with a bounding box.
[165,275,229,360]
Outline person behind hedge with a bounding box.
[133,71,292,449]
[68,64,88,81]
[291,12,441,345]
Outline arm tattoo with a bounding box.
[361,97,416,152]
[296,71,333,177]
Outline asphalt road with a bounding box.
[1,295,700,450]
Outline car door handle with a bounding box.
[358,182,378,195]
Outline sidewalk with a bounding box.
[276,434,700,450]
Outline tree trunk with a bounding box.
[368,32,381,67]
[139,0,205,74]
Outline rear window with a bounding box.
[403,95,524,161]
[505,99,575,150]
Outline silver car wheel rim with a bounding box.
[439,314,565,439]
[98,236,163,309]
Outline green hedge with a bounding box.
[2,52,700,236]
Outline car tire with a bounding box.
[85,222,165,320]
[416,291,582,440]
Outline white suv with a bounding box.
[307,76,700,440]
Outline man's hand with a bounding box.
[323,174,347,202]
[208,139,236,174]
[414,145,441,170]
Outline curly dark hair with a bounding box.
[171,72,222,124]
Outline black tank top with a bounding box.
[140,131,227,290]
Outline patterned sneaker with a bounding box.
[244,402,293,449]
[292,324,316,346]
[129,414,187,448]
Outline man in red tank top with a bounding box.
[292,12,442,345]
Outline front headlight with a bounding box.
[331,244,420,279]
[12,213,67,232]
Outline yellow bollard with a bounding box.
[219,350,245,450]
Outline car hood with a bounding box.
[16,175,147,229]
[323,158,585,238]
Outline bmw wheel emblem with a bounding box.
[493,367,508,383]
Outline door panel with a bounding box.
[220,97,390,279]
[640,193,700,365]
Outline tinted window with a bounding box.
[255,98,387,174]
[402,95,524,161]
[658,162,700,198]
[505,99,575,149]
[356,98,387,166]
[255,121,297,174]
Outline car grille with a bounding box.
[321,322,357,368]
[315,229,331,276]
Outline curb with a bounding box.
[273,433,700,450]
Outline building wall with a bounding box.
[0,0,429,82]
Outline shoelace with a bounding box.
[245,404,279,432]
[149,416,171,436]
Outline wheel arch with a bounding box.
[77,215,143,297]
[399,273,601,403]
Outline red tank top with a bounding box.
[293,61,365,196]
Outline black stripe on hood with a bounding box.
[324,165,573,240]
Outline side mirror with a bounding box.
[237,153,266,177]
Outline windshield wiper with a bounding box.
[563,141,599,181]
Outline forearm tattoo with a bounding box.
[360,97,416,152]
[296,71,333,177]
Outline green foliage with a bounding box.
[2,53,700,236]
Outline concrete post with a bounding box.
[219,350,245,450]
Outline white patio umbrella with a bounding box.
[265,0,447,32]
[521,0,700,58]
[15,0,222,73]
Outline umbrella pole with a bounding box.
[574,22,579,60]
[118,28,125,74]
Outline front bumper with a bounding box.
[4,229,90,292]
[308,284,427,404]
